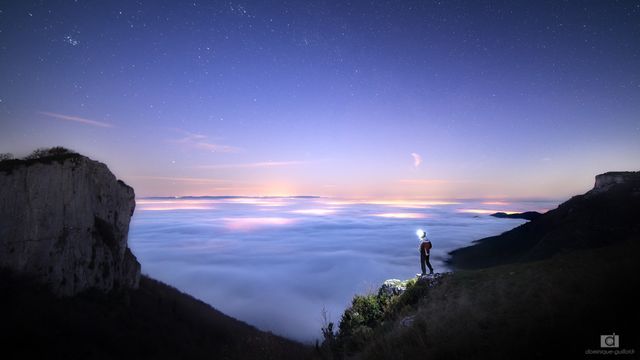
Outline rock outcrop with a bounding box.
[379,279,407,297]
[379,274,444,297]
[0,152,140,296]
[592,171,640,193]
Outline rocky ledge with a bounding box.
[0,149,140,296]
[591,171,640,194]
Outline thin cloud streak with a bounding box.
[127,176,232,184]
[172,131,240,153]
[38,111,113,128]
[398,179,449,185]
[197,161,305,169]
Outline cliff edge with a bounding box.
[0,150,140,296]
[593,171,640,193]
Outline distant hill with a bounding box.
[449,171,640,269]
[490,211,541,221]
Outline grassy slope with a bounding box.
[359,238,640,359]
[0,273,312,360]
[448,177,640,269]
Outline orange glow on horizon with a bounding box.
[319,199,459,208]
[136,199,217,211]
[457,209,520,215]
[138,206,213,211]
[371,212,429,219]
[227,198,290,206]
[481,201,511,206]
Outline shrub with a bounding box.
[24,146,76,160]
[335,293,389,354]
[0,153,14,161]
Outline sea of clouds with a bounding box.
[128,197,557,342]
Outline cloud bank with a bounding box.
[129,197,556,342]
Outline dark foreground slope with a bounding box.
[322,171,640,359]
[353,239,640,359]
[0,272,311,360]
[449,171,640,269]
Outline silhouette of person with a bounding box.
[417,229,434,275]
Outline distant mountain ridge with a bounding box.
[448,171,640,269]
[490,211,542,221]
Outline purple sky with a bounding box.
[1,1,638,199]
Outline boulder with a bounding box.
[379,279,407,297]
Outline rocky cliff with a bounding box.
[0,152,140,296]
[592,171,640,193]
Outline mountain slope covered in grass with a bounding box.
[320,171,640,359]
[449,171,640,269]
[320,237,639,359]
[0,272,312,359]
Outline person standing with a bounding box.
[417,229,434,275]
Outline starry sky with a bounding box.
[1,0,639,199]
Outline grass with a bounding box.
[0,147,81,174]
[448,176,640,269]
[353,238,640,359]
[320,238,639,359]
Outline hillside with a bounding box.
[0,271,311,359]
[322,239,639,359]
[448,171,640,269]
[320,171,640,359]
[320,236,640,359]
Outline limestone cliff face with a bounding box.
[0,154,140,296]
[593,171,640,193]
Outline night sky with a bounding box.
[1,1,639,199]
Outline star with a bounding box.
[64,35,79,46]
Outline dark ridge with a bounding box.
[490,211,542,221]
[334,239,640,359]
[448,171,640,270]
[0,271,312,359]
